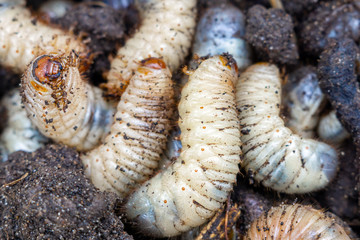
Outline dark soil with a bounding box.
[245,5,299,65]
[300,0,360,56]
[0,145,133,240]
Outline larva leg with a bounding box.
[0,0,86,73]
[192,2,252,72]
[283,66,325,138]
[125,55,241,237]
[81,58,175,197]
[245,204,351,239]
[236,63,338,194]
[0,89,47,161]
[104,0,197,96]
[21,52,114,151]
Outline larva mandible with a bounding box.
[0,89,47,161]
[318,110,350,144]
[192,2,252,72]
[104,0,197,96]
[283,66,325,138]
[245,204,351,240]
[0,0,86,73]
[21,52,114,151]
[125,55,241,237]
[236,63,338,194]
[81,57,175,197]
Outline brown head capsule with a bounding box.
[21,53,114,151]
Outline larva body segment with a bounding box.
[318,110,350,144]
[245,204,351,240]
[105,0,197,95]
[81,58,175,197]
[125,55,241,237]
[192,3,251,71]
[0,89,47,161]
[236,63,338,194]
[283,66,325,138]
[0,0,86,73]
[21,53,114,151]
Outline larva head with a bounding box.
[33,55,63,84]
[219,54,238,76]
[22,52,81,112]
[137,58,167,76]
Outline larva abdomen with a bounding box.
[82,58,175,197]
[21,53,114,151]
[318,110,350,143]
[236,63,338,194]
[0,0,86,73]
[104,0,197,95]
[245,204,351,239]
[125,55,241,237]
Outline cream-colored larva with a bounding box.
[245,204,351,240]
[283,66,325,138]
[236,63,338,194]
[318,110,350,144]
[82,58,175,197]
[125,55,241,237]
[104,0,197,96]
[192,2,252,71]
[0,0,86,73]
[21,52,114,151]
[0,89,47,161]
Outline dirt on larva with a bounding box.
[0,0,360,239]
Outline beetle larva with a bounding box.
[236,63,338,194]
[0,0,86,73]
[104,0,197,96]
[81,57,175,197]
[245,204,351,240]
[283,66,325,138]
[0,89,47,161]
[125,55,241,237]
[192,2,252,72]
[21,52,114,151]
[318,110,350,144]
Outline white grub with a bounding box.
[0,0,86,73]
[21,52,114,151]
[192,2,252,72]
[283,66,325,138]
[236,63,338,194]
[105,0,197,95]
[125,55,241,237]
[0,89,47,161]
[82,58,175,197]
[245,204,351,240]
[318,110,350,144]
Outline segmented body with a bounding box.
[245,204,351,240]
[0,89,47,161]
[318,110,350,144]
[192,2,251,71]
[0,0,86,73]
[21,53,114,151]
[125,55,241,237]
[236,63,338,194]
[82,58,175,197]
[105,0,197,96]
